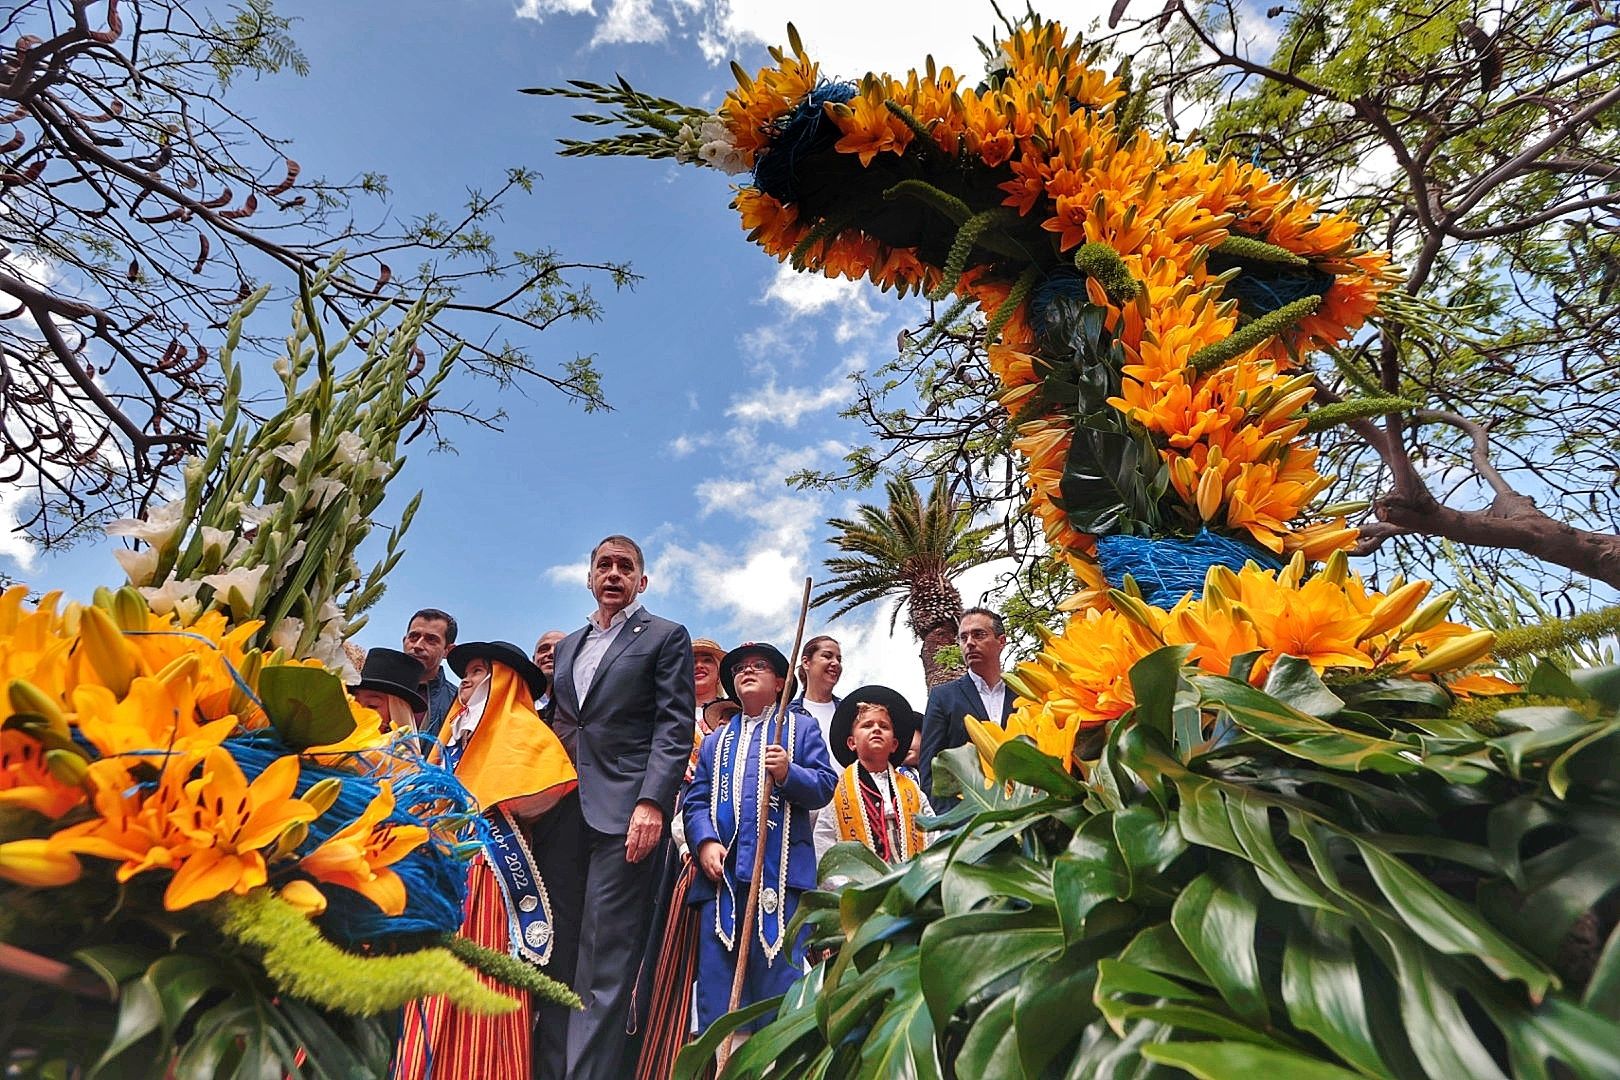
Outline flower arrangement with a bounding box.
[0,281,571,1077]
[538,16,1509,778]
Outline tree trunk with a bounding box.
[1374,491,1620,590]
[919,622,962,688]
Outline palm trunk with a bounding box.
[919,622,962,688]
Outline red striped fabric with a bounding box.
[395,858,532,1080]
[634,857,702,1080]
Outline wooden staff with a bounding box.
[717,576,813,1071]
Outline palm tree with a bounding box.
[815,477,996,687]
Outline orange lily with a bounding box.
[298,782,428,916]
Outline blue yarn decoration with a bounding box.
[224,732,481,943]
[1094,529,1285,609]
[1205,247,1334,319]
[1030,271,1090,338]
[752,79,857,204]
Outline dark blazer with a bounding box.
[918,671,1017,798]
[683,711,838,903]
[550,606,696,836]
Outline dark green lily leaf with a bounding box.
[673,997,779,1080]
[1263,656,1345,717]
[1337,676,1452,713]
[1281,910,1386,1076]
[918,909,1064,1028]
[1128,645,1192,742]
[1055,815,1130,943]
[942,851,1056,914]
[256,665,355,750]
[954,988,1023,1080]
[1014,946,1105,1076]
[1170,869,1268,1027]
[1140,1041,1366,1079]
[1570,664,1620,710]
[993,737,1086,796]
[1526,658,1583,700]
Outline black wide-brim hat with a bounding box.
[830,685,918,767]
[719,642,791,704]
[348,647,429,714]
[449,640,548,699]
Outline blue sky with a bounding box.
[4,1,1110,700]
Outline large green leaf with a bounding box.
[1170,869,1268,1027]
[1281,910,1386,1076]
[918,909,1064,1029]
[1128,645,1192,742]
[1140,1041,1366,1079]
[955,988,1023,1080]
[256,665,355,750]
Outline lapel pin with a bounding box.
[633,625,644,634]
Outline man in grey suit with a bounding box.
[918,606,1018,798]
[550,535,695,1079]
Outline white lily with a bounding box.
[201,565,267,610]
[112,546,160,587]
[139,575,201,617]
[105,498,188,549]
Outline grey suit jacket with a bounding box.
[550,607,696,836]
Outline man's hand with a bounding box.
[698,839,727,882]
[763,743,790,784]
[625,800,665,863]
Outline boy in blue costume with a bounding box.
[683,642,838,1034]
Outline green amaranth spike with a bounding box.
[931,207,1018,301]
[1303,396,1417,432]
[885,99,948,157]
[1212,234,1310,267]
[883,178,972,225]
[217,890,517,1016]
[1493,604,1620,660]
[441,934,582,1008]
[987,266,1041,343]
[1074,242,1141,304]
[1188,294,1321,373]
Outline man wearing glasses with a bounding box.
[683,642,837,1042]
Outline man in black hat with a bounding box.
[683,642,837,1038]
[549,535,695,1080]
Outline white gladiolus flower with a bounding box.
[332,430,366,466]
[113,546,161,587]
[105,498,188,548]
[236,503,275,528]
[201,565,267,608]
[697,115,749,175]
[269,617,304,656]
[139,576,201,616]
[199,526,233,555]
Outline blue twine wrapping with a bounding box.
[752,79,857,204]
[1030,271,1090,338]
[225,732,480,943]
[1095,529,1285,609]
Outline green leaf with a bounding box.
[674,998,779,1080]
[1263,656,1345,717]
[143,955,228,1044]
[918,909,1064,1029]
[1128,645,1192,741]
[1570,664,1620,710]
[1055,815,1131,943]
[90,973,163,1077]
[943,852,1056,914]
[1353,840,1554,996]
[1281,911,1387,1076]
[1526,658,1583,699]
[1141,1041,1366,1079]
[255,665,355,750]
[955,988,1023,1080]
[992,737,1086,797]
[1014,946,1104,1076]
[1170,869,1268,1027]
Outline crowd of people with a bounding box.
[347,534,1015,1078]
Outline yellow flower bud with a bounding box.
[1405,629,1496,675]
[77,606,142,697]
[111,587,150,632]
[302,777,344,818]
[44,749,89,787]
[1107,590,1164,636]
[8,679,70,740]
[279,879,328,917]
[1319,550,1350,586]
[1196,467,1224,521]
[0,839,81,887]
[1402,590,1458,635]
[1361,581,1432,640]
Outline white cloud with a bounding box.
[591,0,668,46]
[763,263,862,317]
[725,374,851,427]
[515,0,595,20]
[543,559,589,586]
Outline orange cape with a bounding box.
[434,664,577,811]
